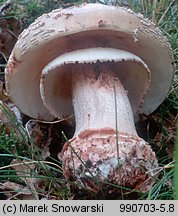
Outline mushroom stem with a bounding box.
[72,63,137,137]
[62,63,158,193]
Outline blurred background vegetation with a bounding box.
[0,0,177,200]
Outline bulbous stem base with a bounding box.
[61,130,158,193]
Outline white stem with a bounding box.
[72,63,137,137]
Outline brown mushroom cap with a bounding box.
[5,3,175,120]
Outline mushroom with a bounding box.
[5,4,175,194]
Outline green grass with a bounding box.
[175,121,178,200]
[0,102,70,199]
[0,0,177,200]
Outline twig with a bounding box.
[158,0,175,25]
[2,27,18,39]
[25,114,74,138]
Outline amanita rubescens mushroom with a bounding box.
[5,4,175,193]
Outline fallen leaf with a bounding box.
[0,181,36,200]
[10,159,39,199]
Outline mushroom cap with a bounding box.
[5,3,175,121]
